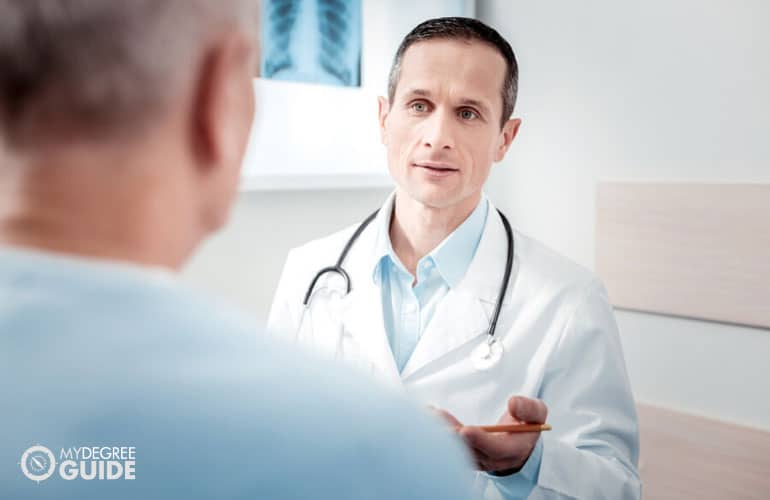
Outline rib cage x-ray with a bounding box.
[261,0,362,87]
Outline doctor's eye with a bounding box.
[459,108,479,121]
[409,101,430,113]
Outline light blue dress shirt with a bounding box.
[0,246,474,500]
[373,196,489,373]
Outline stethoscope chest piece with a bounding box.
[472,337,504,371]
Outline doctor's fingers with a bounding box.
[459,425,536,461]
[507,395,548,424]
[428,406,463,432]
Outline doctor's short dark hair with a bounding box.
[0,0,256,150]
[387,17,518,129]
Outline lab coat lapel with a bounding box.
[336,194,401,384]
[338,281,400,383]
[400,205,517,379]
[400,289,490,379]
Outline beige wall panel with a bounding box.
[638,404,770,499]
[597,183,770,328]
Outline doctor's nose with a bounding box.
[421,111,455,150]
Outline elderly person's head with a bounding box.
[0,0,258,268]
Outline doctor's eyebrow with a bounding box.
[401,88,433,101]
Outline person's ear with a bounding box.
[190,31,256,174]
[377,96,391,146]
[494,118,521,162]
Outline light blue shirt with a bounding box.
[374,196,489,373]
[0,246,474,500]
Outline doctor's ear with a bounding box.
[377,96,390,145]
[494,118,521,162]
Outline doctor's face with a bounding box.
[378,39,520,211]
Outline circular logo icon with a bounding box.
[20,445,56,482]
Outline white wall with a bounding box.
[185,0,770,431]
[479,0,770,430]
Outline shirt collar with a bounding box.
[371,192,489,288]
[430,195,489,287]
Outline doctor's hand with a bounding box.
[431,395,548,475]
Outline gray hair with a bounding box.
[0,0,258,149]
[387,17,518,129]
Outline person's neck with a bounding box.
[389,190,481,276]
[0,150,196,271]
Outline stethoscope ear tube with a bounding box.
[303,266,352,305]
[336,210,380,267]
[487,209,514,340]
[303,209,379,306]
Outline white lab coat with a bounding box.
[268,195,641,500]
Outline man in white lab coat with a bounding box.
[269,17,641,499]
[0,2,474,499]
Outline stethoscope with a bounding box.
[301,207,514,371]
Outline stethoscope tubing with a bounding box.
[302,207,514,342]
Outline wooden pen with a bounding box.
[478,423,552,433]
